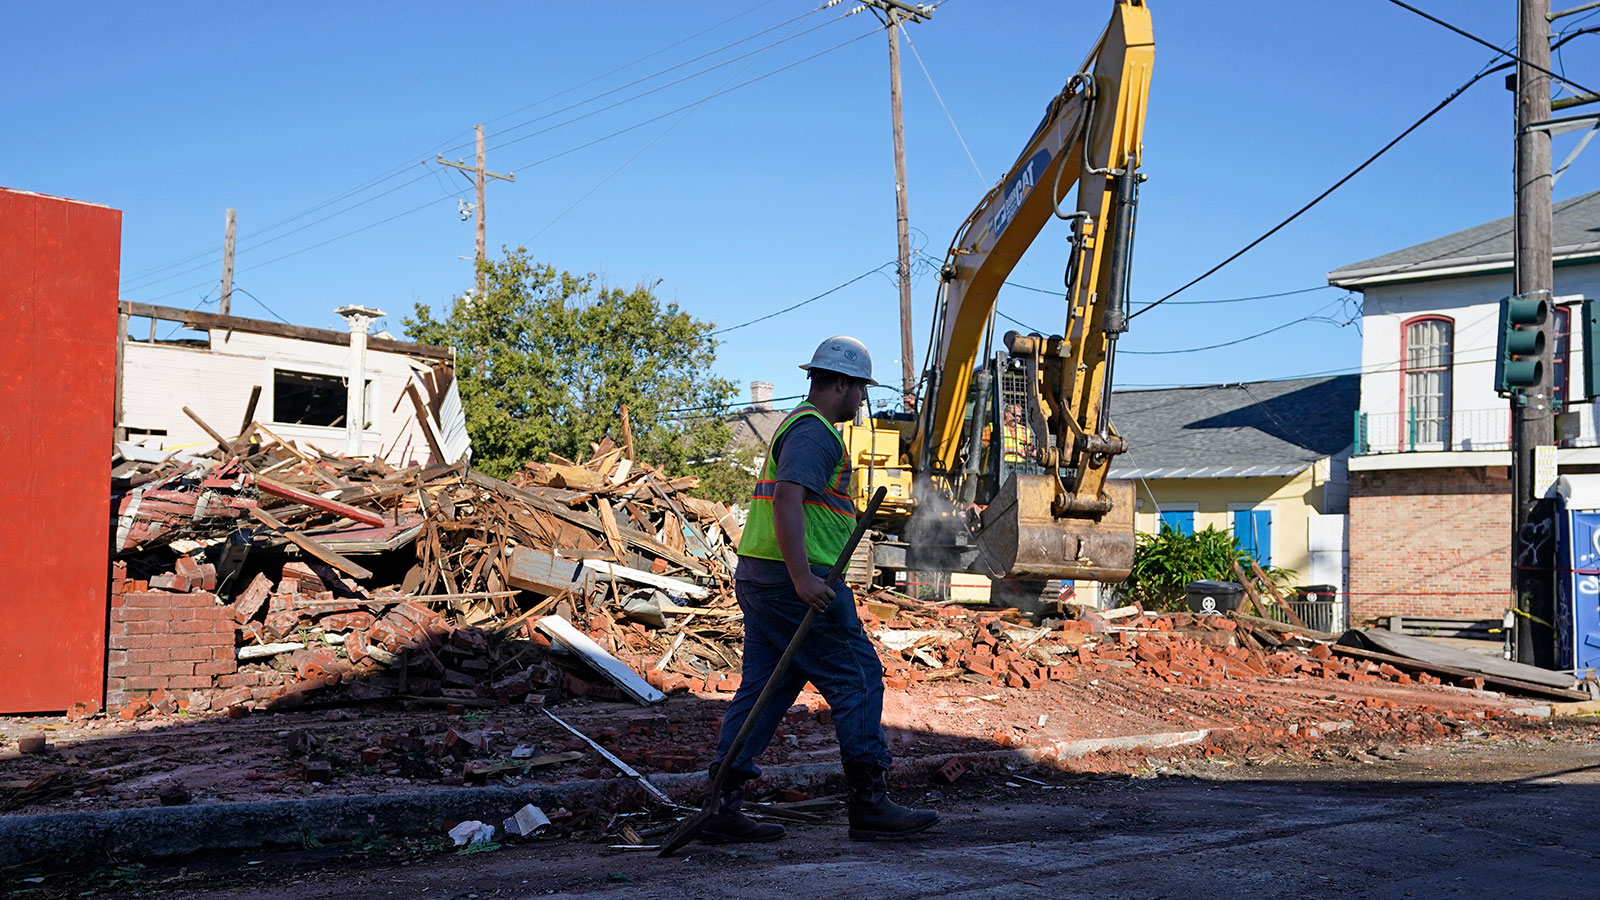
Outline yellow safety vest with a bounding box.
[1002,422,1031,463]
[739,403,856,567]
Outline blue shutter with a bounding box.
[1159,510,1194,536]
[1233,509,1272,565]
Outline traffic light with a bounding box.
[1495,294,1546,395]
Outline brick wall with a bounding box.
[106,586,237,714]
[1348,466,1511,623]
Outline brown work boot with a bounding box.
[698,775,785,844]
[844,761,939,841]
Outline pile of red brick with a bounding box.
[852,605,1441,697]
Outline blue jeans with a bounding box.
[710,573,891,779]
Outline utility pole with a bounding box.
[220,208,236,316]
[1512,0,1556,666]
[864,0,932,408]
[437,125,515,295]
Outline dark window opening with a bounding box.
[273,369,348,427]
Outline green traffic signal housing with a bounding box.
[1495,295,1547,395]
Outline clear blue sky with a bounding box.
[7,1,1598,413]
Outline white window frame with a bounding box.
[267,362,380,434]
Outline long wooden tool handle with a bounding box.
[706,487,886,800]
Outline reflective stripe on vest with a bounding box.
[1002,422,1031,462]
[737,403,856,567]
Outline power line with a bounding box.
[524,3,817,245]
[471,4,842,154]
[120,5,815,290]
[1129,59,1503,320]
[231,286,293,325]
[123,21,881,302]
[477,0,788,135]
[1122,297,1354,355]
[1381,0,1600,98]
[898,21,988,188]
[710,262,897,336]
[1005,281,1336,305]
[500,23,876,168]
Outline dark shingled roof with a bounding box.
[1110,375,1358,479]
[1328,189,1600,286]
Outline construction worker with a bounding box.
[1001,403,1033,464]
[701,335,939,844]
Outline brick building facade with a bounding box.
[1331,191,1600,626]
[1347,467,1510,623]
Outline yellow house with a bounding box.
[1092,376,1358,618]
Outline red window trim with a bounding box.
[1399,314,1454,452]
[1553,305,1571,415]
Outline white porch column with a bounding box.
[335,305,385,456]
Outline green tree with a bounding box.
[406,248,737,484]
[1122,524,1296,611]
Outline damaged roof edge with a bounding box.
[121,300,454,362]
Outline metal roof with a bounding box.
[1110,375,1358,480]
[1328,189,1600,288]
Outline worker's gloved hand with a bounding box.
[794,571,836,613]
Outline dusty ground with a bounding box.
[0,659,1545,816]
[6,720,1599,899]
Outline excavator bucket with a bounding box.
[974,474,1135,583]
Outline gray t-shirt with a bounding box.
[736,415,845,584]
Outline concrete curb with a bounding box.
[0,728,1227,868]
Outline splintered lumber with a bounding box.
[596,498,630,562]
[249,507,375,580]
[581,558,711,599]
[681,496,742,544]
[535,615,666,705]
[1228,558,1265,618]
[468,469,708,576]
[1250,559,1308,629]
[1228,611,1340,643]
[255,475,386,527]
[506,546,597,598]
[182,406,235,455]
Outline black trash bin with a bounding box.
[1291,585,1339,632]
[1185,580,1244,616]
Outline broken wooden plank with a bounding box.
[581,558,711,599]
[1228,611,1341,643]
[596,498,630,563]
[239,386,262,437]
[1330,642,1587,701]
[467,469,708,576]
[249,507,375,581]
[1249,558,1308,628]
[681,496,742,545]
[182,406,235,455]
[255,475,386,527]
[535,615,666,705]
[506,546,597,598]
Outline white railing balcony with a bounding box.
[1353,405,1599,455]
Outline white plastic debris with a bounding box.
[502,804,551,837]
[449,820,496,846]
[510,744,536,759]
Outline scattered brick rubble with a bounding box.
[102,418,1541,734]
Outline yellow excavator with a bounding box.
[841,0,1153,606]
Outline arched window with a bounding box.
[1401,316,1452,450]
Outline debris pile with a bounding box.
[855,602,1453,694]
[108,417,747,718]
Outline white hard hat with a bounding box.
[799,335,876,385]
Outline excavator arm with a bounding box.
[914,0,1153,582]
